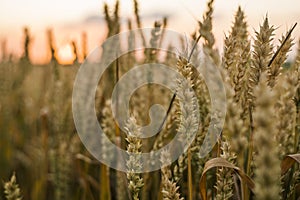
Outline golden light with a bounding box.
[55,44,75,65]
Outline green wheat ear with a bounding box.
[3,172,22,200]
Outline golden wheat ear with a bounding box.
[125,117,144,200]
[267,23,297,88]
[160,150,184,200]
[247,16,275,108]
[214,138,237,200]
[3,172,22,200]
[253,78,281,200]
[199,0,220,65]
[223,6,251,116]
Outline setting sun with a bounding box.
[55,44,76,65]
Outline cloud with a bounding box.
[139,11,174,20]
[83,10,174,24]
[60,9,175,30]
[84,15,105,24]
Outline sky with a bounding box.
[0,0,300,64]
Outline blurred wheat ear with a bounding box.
[3,173,22,200]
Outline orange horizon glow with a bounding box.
[1,0,300,64]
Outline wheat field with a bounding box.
[1,0,300,200]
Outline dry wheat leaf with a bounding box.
[281,154,300,175]
[199,157,255,200]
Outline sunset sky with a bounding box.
[0,0,300,64]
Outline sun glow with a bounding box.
[55,44,75,65]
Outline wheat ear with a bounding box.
[215,139,236,200]
[267,24,295,88]
[160,150,184,200]
[125,117,144,200]
[253,77,281,200]
[3,173,22,200]
[248,16,274,107]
